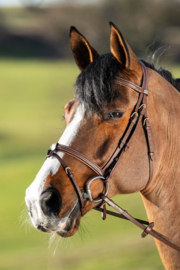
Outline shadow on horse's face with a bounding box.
[25,22,148,237]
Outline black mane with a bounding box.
[141,60,180,92]
[75,53,180,113]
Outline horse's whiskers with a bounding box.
[78,217,92,242]
[19,205,33,232]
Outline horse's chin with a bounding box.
[57,218,80,238]
[56,201,81,238]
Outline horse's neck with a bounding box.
[142,191,180,269]
[142,69,180,269]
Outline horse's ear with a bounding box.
[109,22,139,70]
[70,26,99,71]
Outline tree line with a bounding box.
[0,0,179,63]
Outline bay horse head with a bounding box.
[25,22,180,268]
[25,22,149,235]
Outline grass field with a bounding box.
[1,59,179,270]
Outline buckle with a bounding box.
[138,104,146,111]
[46,143,58,158]
[83,176,109,203]
[144,89,148,95]
[131,112,138,119]
[143,117,149,126]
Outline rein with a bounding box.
[46,62,180,252]
[97,195,180,253]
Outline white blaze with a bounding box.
[25,105,84,229]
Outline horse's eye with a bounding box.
[111,112,123,118]
[103,111,124,120]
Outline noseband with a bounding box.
[46,62,154,214]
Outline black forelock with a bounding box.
[75,53,121,113]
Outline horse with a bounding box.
[25,22,180,269]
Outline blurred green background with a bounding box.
[1,1,180,269]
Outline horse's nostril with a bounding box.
[40,187,62,216]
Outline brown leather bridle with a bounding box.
[46,62,180,252]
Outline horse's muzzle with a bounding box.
[40,186,62,216]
